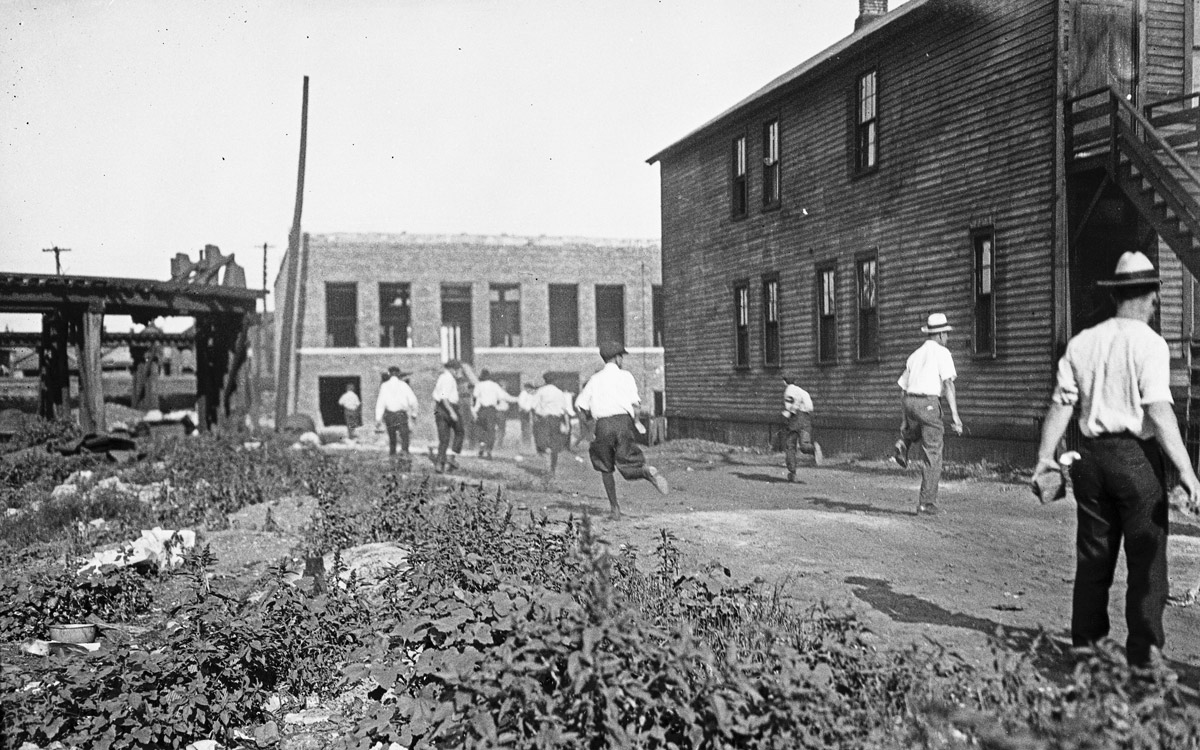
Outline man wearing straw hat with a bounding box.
[893,312,964,515]
[1033,250,1200,673]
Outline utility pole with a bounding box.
[42,246,71,275]
[253,242,275,431]
[257,242,275,308]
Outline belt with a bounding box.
[904,392,939,398]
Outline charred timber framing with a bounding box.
[0,272,262,431]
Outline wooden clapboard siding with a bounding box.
[660,0,1058,442]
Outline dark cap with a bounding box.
[599,341,628,361]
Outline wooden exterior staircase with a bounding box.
[1067,87,1200,466]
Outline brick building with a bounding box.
[273,233,664,436]
[648,0,1200,463]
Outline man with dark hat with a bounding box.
[893,312,964,515]
[575,341,669,518]
[375,366,418,458]
[1033,250,1200,674]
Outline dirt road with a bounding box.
[352,437,1200,682]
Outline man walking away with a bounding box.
[781,375,820,482]
[894,312,963,516]
[1032,251,1200,674]
[432,359,465,472]
[375,366,418,459]
[339,382,362,441]
[517,383,537,452]
[575,341,669,518]
[533,373,574,475]
[472,369,517,459]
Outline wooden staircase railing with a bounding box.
[1066,87,1200,280]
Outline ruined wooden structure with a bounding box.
[0,251,261,432]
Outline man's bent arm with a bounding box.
[1036,401,1074,462]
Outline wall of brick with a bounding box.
[285,234,664,433]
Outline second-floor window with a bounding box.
[762,276,780,367]
[732,135,748,218]
[490,284,521,347]
[762,119,780,208]
[817,266,837,363]
[973,228,997,355]
[855,69,878,173]
[379,282,412,348]
[857,256,878,359]
[325,282,357,347]
[734,282,750,367]
[549,284,579,346]
[595,284,625,346]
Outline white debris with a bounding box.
[50,483,80,501]
[78,527,196,574]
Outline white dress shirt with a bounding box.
[374,377,419,421]
[575,362,640,419]
[338,390,361,411]
[533,384,575,417]
[432,369,459,405]
[897,339,957,396]
[473,380,517,410]
[782,384,812,416]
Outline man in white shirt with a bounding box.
[533,373,575,474]
[375,367,419,458]
[894,313,964,515]
[432,359,464,472]
[575,341,669,518]
[517,383,538,452]
[781,375,819,482]
[338,382,362,441]
[472,369,517,459]
[1033,251,1200,673]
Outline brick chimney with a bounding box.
[855,0,888,30]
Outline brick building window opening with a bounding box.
[818,266,837,362]
[595,284,626,347]
[762,276,780,367]
[734,283,750,367]
[857,257,878,359]
[325,282,358,348]
[549,284,579,347]
[732,135,748,217]
[379,283,412,348]
[489,284,522,347]
[856,70,878,172]
[762,119,780,207]
[973,229,996,355]
[651,284,665,347]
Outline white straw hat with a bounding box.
[1096,251,1160,287]
[920,312,953,334]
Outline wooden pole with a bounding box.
[77,307,106,433]
[275,76,309,430]
[38,311,70,420]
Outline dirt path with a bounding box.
[235,436,1200,683]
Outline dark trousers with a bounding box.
[435,403,465,464]
[784,411,815,474]
[382,410,409,455]
[476,406,499,454]
[899,394,945,505]
[589,414,648,480]
[1069,434,1169,666]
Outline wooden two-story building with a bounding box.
[649,0,1200,463]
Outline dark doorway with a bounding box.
[318,375,361,427]
[441,285,473,364]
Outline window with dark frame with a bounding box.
[734,282,750,367]
[732,134,748,218]
[595,284,626,347]
[855,69,878,173]
[762,119,780,208]
[548,284,579,347]
[817,266,837,363]
[973,229,997,355]
[489,284,522,347]
[651,284,664,347]
[379,282,412,348]
[762,276,780,367]
[325,282,358,348]
[856,257,878,359]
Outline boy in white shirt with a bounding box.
[781,375,819,482]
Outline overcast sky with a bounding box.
[1,0,911,313]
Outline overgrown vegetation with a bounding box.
[1,419,1198,748]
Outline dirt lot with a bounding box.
[226,433,1200,687]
